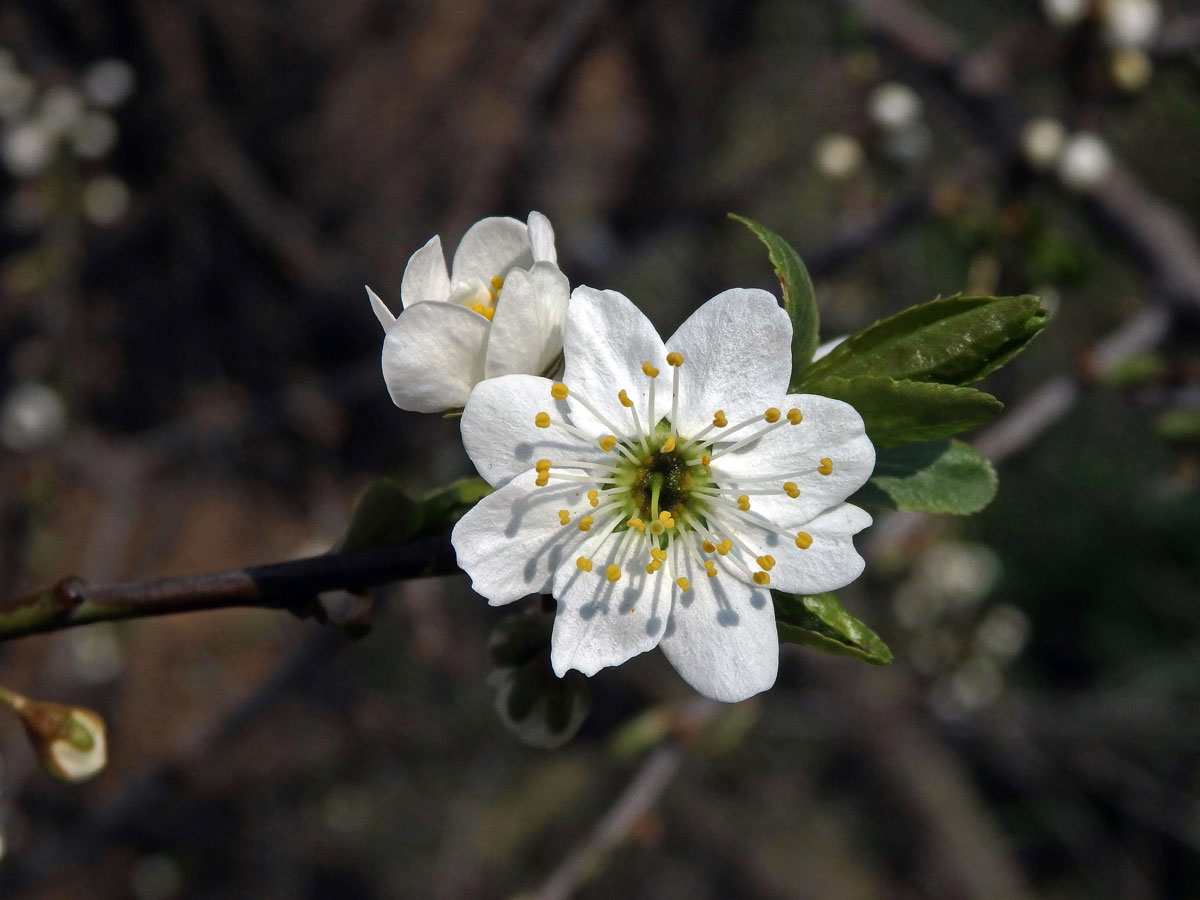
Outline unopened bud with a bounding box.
[1,688,108,783]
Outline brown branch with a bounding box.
[0,536,456,642]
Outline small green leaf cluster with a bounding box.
[732,215,1048,665]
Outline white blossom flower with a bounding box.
[451,287,876,702]
[367,212,568,413]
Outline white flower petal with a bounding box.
[366,285,395,331]
[381,303,489,413]
[660,553,778,702]
[667,288,793,435]
[527,211,557,265]
[550,534,668,677]
[721,502,872,595]
[452,470,596,605]
[562,286,669,435]
[451,217,533,285]
[484,262,570,379]
[400,235,451,308]
[712,393,875,522]
[461,373,607,488]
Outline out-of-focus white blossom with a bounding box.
[813,133,864,181]
[975,604,1030,661]
[1021,117,1067,170]
[82,174,131,226]
[67,624,125,685]
[883,123,932,164]
[71,110,119,159]
[2,121,55,177]
[1058,132,1113,192]
[38,84,84,137]
[0,69,35,119]
[1103,0,1162,49]
[867,82,922,131]
[1,382,68,450]
[1111,48,1153,92]
[83,58,137,109]
[1042,0,1090,28]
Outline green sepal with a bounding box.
[338,476,493,552]
[795,294,1047,389]
[729,214,820,373]
[853,439,998,515]
[773,592,892,665]
[408,476,493,540]
[805,375,1003,448]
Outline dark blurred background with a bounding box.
[1,0,1199,897]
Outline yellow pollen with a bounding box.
[599,435,617,452]
[756,555,776,570]
[550,382,569,400]
[675,577,691,592]
[787,407,803,424]
[795,531,813,549]
[618,389,633,408]
[650,548,667,561]
[649,520,665,536]
[704,560,718,578]
[666,351,684,366]
[535,459,552,472]
[713,410,727,428]
[662,435,676,453]
[702,540,716,553]
[717,539,733,556]
[606,564,622,582]
[468,302,495,321]
[558,509,571,525]
[491,275,504,292]
[645,562,658,574]
[535,412,551,428]
[818,457,834,476]
[627,517,645,532]
[783,481,800,498]
[577,556,593,572]
[765,407,781,423]
[642,361,659,377]
[587,489,599,507]
[535,472,549,486]
[701,454,711,466]
[753,571,771,586]
[737,494,751,511]
[658,510,672,523]
[578,515,594,532]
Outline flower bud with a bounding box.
[1,689,108,783]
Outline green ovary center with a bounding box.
[611,432,712,524]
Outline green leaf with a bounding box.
[774,592,892,665]
[805,375,1002,447]
[729,214,820,373]
[795,294,1047,389]
[853,439,997,514]
[339,478,419,552]
[409,476,493,539]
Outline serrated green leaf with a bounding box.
[339,478,419,552]
[853,439,997,514]
[795,294,1047,389]
[729,214,820,372]
[805,375,1002,447]
[774,592,892,665]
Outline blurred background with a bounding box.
[1,0,1199,897]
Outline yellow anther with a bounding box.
[642,361,660,377]
[627,517,645,532]
[787,407,803,424]
[675,577,691,592]
[783,481,800,498]
[756,555,776,570]
[649,520,665,536]
[737,494,751,511]
[662,435,676,453]
[717,539,733,556]
[558,509,571,525]
[618,389,633,408]
[535,472,549,486]
[764,407,781,423]
[713,410,727,428]
[795,531,813,549]
[650,548,667,561]
[535,412,551,428]
[702,540,716,553]
[599,435,617,452]
[658,510,672,523]
[606,564,622,582]
[535,458,552,472]
[646,562,657,574]
[704,560,718,578]
[666,351,684,366]
[700,454,711,466]
[491,275,505,292]
[587,489,599,507]
[753,571,771,586]
[578,515,594,532]
[550,382,569,400]
[818,457,834,476]
[577,556,593,572]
